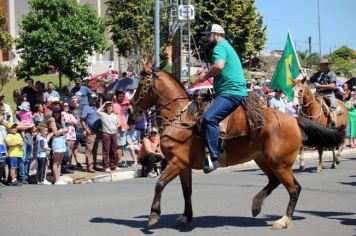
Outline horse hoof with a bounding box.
[336,160,340,165]
[331,164,336,169]
[176,215,192,227]
[147,212,160,228]
[316,166,322,173]
[299,165,305,171]
[271,216,293,230]
[252,208,261,217]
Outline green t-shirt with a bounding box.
[212,39,247,96]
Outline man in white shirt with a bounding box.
[268,90,287,113]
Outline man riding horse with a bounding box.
[197,24,247,173]
[308,58,338,126]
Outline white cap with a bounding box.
[202,24,225,35]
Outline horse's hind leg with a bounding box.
[176,168,193,226]
[335,138,344,165]
[148,158,185,227]
[317,148,323,172]
[331,148,337,169]
[299,147,305,170]
[252,157,280,217]
[271,166,302,230]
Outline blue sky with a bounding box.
[255,0,356,56]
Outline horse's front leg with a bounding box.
[176,167,193,226]
[148,157,186,227]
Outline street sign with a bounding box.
[178,5,195,22]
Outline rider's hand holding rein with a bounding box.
[198,61,225,82]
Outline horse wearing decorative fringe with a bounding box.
[132,64,343,230]
[293,79,348,172]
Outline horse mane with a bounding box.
[154,69,189,97]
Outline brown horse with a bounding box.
[132,65,342,230]
[293,80,348,172]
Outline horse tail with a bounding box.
[297,116,343,148]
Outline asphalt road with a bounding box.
[1,153,356,236]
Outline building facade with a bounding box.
[0,0,124,74]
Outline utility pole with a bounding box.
[317,0,322,58]
[187,0,191,84]
[308,36,312,55]
[154,0,160,68]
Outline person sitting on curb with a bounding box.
[138,128,167,178]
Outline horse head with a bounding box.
[292,78,314,108]
[131,64,157,113]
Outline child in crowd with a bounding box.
[18,102,33,125]
[4,123,23,186]
[36,125,53,185]
[126,119,140,166]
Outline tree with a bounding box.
[298,51,319,72]
[106,0,170,69]
[16,0,108,87]
[0,11,12,50]
[0,65,12,91]
[326,46,356,77]
[192,0,267,63]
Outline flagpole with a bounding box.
[287,29,301,68]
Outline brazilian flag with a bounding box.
[269,32,301,100]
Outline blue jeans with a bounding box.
[19,140,33,181]
[202,93,245,160]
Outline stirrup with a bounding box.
[203,154,219,174]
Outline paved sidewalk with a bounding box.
[56,145,356,184]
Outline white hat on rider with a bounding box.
[201,24,225,35]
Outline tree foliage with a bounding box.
[0,11,12,50]
[0,64,12,91]
[16,0,108,85]
[298,51,320,72]
[326,46,356,77]
[192,0,267,63]
[106,0,170,68]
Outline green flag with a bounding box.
[269,32,301,100]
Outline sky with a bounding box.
[255,0,356,56]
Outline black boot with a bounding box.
[203,157,220,174]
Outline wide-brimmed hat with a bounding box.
[48,97,61,108]
[319,58,330,64]
[18,103,30,111]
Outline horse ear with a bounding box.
[143,63,153,74]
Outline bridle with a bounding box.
[133,71,196,130]
[296,83,323,119]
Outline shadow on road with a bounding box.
[339,181,356,186]
[296,210,356,228]
[90,214,305,233]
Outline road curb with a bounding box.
[64,148,356,184]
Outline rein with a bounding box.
[134,71,196,130]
